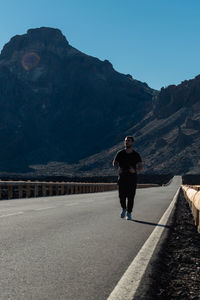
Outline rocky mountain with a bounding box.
[0,27,154,173]
[65,76,199,176]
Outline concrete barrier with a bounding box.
[182,185,200,233]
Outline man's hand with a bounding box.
[118,168,123,175]
[129,167,136,174]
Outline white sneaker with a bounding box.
[120,209,126,218]
[126,212,132,221]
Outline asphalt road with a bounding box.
[0,176,181,300]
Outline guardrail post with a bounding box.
[34,184,39,197]
[26,184,31,198]
[92,184,95,192]
[49,184,53,196]
[75,184,78,194]
[65,184,69,194]
[18,185,23,198]
[8,185,13,199]
[82,185,85,193]
[79,185,82,193]
[42,184,46,197]
[56,184,59,195]
[68,184,71,194]
[61,184,65,195]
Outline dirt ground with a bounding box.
[146,189,200,300]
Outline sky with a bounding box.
[0,0,200,90]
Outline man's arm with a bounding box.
[113,158,118,168]
[113,158,123,174]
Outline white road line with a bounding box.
[107,188,180,300]
[64,203,79,207]
[0,211,24,218]
[80,199,95,203]
[0,208,17,212]
[34,206,56,211]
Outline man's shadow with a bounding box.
[132,219,171,229]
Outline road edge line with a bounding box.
[107,187,180,300]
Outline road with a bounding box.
[0,176,181,300]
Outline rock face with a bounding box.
[0,27,154,172]
[154,76,200,118]
[61,76,200,176]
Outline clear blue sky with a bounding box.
[0,0,200,90]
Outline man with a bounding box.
[113,136,142,220]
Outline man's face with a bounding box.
[124,137,133,148]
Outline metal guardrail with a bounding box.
[0,181,159,200]
[137,183,159,188]
[186,185,200,191]
[182,185,200,233]
[0,181,118,200]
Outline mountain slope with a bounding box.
[71,77,200,175]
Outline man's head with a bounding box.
[124,136,134,149]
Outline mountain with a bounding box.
[66,76,200,176]
[0,27,154,173]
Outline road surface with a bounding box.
[0,176,181,299]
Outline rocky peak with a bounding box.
[27,27,68,43]
[154,76,200,119]
[0,27,82,84]
[0,27,70,60]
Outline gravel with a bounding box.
[145,188,200,300]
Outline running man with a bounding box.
[113,136,142,220]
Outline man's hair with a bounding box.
[125,136,134,142]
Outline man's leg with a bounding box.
[119,196,127,211]
[127,196,135,213]
[118,177,127,217]
[119,196,127,218]
[127,179,137,218]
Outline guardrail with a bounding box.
[0,181,159,200]
[186,185,200,191]
[182,185,200,233]
[137,184,159,188]
[0,181,118,200]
